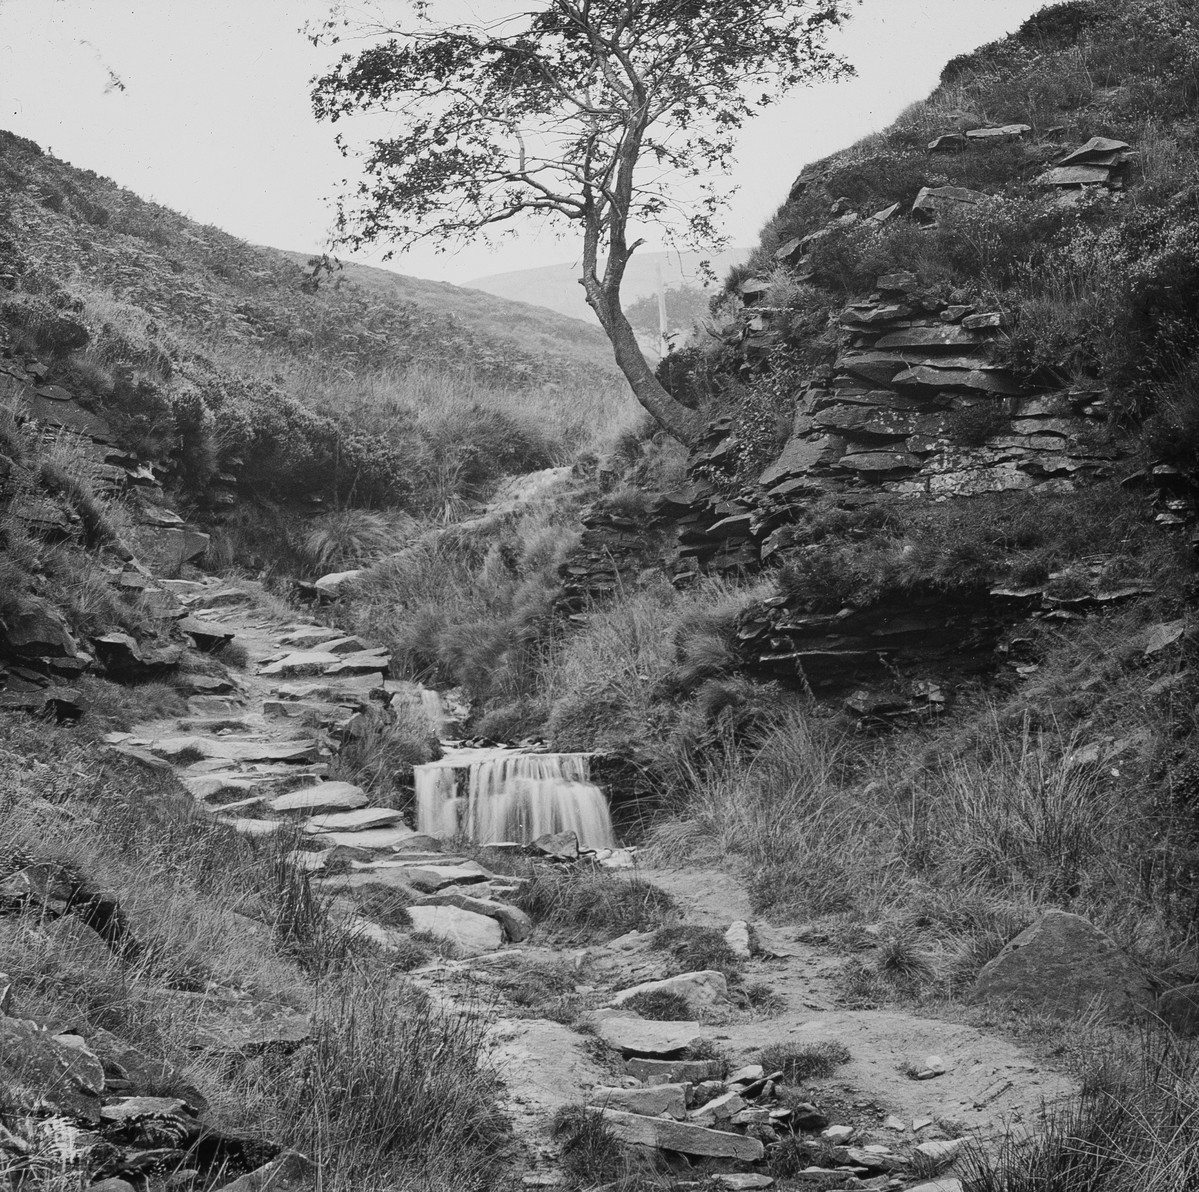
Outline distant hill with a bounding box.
[470,247,751,323]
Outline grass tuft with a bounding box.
[758,1041,852,1083]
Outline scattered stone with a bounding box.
[0,1018,105,1120]
[2,597,77,657]
[323,651,390,677]
[611,970,729,1011]
[907,1182,964,1192]
[884,1115,906,1131]
[822,1124,855,1143]
[313,827,427,851]
[728,1064,764,1084]
[974,910,1152,1016]
[587,1083,686,1119]
[177,617,235,652]
[588,1108,764,1161]
[313,570,364,597]
[712,1176,773,1190]
[915,1139,967,1164]
[688,1090,746,1124]
[399,862,491,891]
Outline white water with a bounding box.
[414,748,616,848]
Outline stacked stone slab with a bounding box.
[556,506,669,613]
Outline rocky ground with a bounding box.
[0,574,1104,1192]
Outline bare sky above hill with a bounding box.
[0,0,1046,287]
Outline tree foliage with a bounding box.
[311,0,854,443]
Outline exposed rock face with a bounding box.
[973,910,1152,1017]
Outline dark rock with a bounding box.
[1038,165,1114,187]
[974,910,1152,1017]
[966,123,1031,140]
[912,185,983,220]
[2,596,77,658]
[93,633,184,682]
[1057,136,1130,166]
[0,1017,105,1120]
[178,617,236,653]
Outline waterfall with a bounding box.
[414,748,616,848]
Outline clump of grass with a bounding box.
[649,925,743,978]
[738,981,786,1016]
[265,979,510,1190]
[551,1105,626,1187]
[75,675,188,734]
[759,1041,852,1083]
[876,930,937,986]
[620,989,693,1021]
[512,866,675,943]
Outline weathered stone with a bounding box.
[3,597,76,657]
[150,736,318,764]
[928,133,968,152]
[689,1090,746,1124]
[612,970,729,1011]
[626,1057,723,1084]
[0,1018,105,1120]
[1038,165,1113,187]
[93,633,183,680]
[758,435,842,487]
[279,626,345,649]
[893,365,1023,395]
[591,1014,703,1056]
[873,325,986,350]
[162,992,311,1052]
[974,910,1151,1016]
[323,651,390,677]
[313,570,364,597]
[587,1083,687,1119]
[711,1177,774,1191]
[906,1182,964,1192]
[398,862,491,890]
[313,827,427,851]
[590,1108,764,1161]
[302,807,406,833]
[406,904,504,955]
[876,271,918,293]
[912,185,983,219]
[1057,136,1129,166]
[269,781,369,813]
[966,123,1031,139]
[189,588,253,610]
[258,651,341,678]
[100,1096,197,1122]
[417,890,533,942]
[177,616,235,652]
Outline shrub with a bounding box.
[512,866,676,943]
[619,989,693,1021]
[759,1041,852,1083]
[649,925,743,979]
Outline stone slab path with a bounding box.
[107,575,1078,1191]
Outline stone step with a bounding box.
[269,781,369,813]
[586,1108,764,1161]
[147,736,320,764]
[302,807,406,833]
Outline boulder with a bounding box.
[587,1083,687,1119]
[611,970,729,1011]
[161,528,211,563]
[406,904,504,955]
[973,911,1151,1017]
[93,633,183,681]
[2,597,76,657]
[588,1108,764,1161]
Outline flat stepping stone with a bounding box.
[323,651,390,677]
[149,736,319,764]
[303,807,406,833]
[279,627,346,648]
[626,1057,725,1084]
[587,1083,686,1119]
[317,635,375,655]
[263,699,348,721]
[587,1108,763,1161]
[406,904,504,956]
[178,616,235,651]
[216,816,286,837]
[612,971,729,1011]
[417,889,532,942]
[270,781,369,813]
[588,1013,703,1056]
[391,862,491,890]
[259,651,340,678]
[316,868,423,896]
[311,826,428,850]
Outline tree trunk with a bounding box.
[583,277,703,447]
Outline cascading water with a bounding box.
[414,747,616,848]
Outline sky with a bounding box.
[0,0,1048,287]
